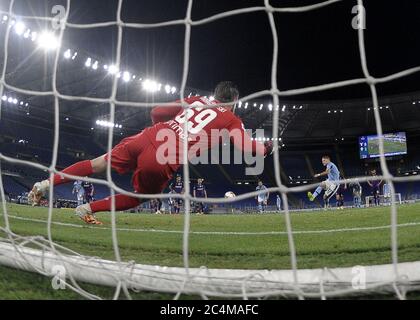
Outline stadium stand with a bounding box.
[2,90,420,211]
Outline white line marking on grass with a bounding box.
[7,214,420,236]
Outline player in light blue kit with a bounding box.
[382,182,391,206]
[276,194,282,212]
[72,180,85,206]
[307,155,341,208]
[255,180,269,213]
[167,190,176,214]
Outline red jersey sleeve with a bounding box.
[227,117,266,156]
[151,101,183,125]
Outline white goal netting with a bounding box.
[1,0,420,300]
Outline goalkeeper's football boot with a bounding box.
[28,180,49,206]
[76,204,103,225]
[307,192,315,202]
[81,214,103,225]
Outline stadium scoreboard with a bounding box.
[359,132,407,159]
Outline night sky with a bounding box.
[2,0,420,101]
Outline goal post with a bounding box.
[0,241,419,298]
[365,194,402,207]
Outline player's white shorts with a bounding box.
[324,180,339,199]
[257,196,267,203]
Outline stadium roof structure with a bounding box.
[243,91,420,144]
[3,84,420,145]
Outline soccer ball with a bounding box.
[224,191,236,198]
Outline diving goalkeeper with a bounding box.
[29,82,273,224]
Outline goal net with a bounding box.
[1,0,420,300]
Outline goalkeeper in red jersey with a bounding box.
[28,81,273,225]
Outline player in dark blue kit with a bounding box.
[169,175,184,214]
[193,178,207,215]
[81,180,95,204]
[367,169,382,206]
[335,176,347,210]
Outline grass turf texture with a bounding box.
[1,202,420,299]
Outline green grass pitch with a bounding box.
[1,202,420,299]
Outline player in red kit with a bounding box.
[28,82,273,224]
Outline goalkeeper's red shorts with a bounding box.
[105,128,177,194]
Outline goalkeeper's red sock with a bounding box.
[90,194,141,213]
[52,160,94,186]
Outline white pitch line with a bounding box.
[7,214,420,236]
